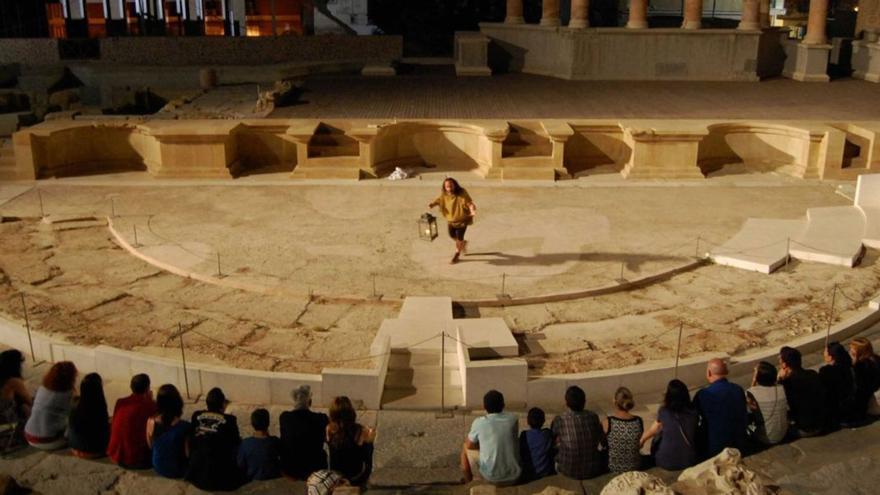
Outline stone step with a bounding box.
[381,385,464,410]
[384,368,462,389]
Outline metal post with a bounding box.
[37,189,45,218]
[179,323,191,400]
[216,251,222,278]
[695,235,701,258]
[501,273,506,296]
[674,322,684,378]
[440,331,445,415]
[825,284,837,348]
[785,238,791,269]
[20,294,36,362]
[372,274,377,298]
[133,224,140,247]
[620,262,625,281]
[111,197,117,218]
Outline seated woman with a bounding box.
[850,338,880,418]
[147,384,190,478]
[602,387,643,473]
[0,349,33,427]
[68,373,109,458]
[24,361,77,450]
[819,343,857,428]
[746,361,789,446]
[327,396,375,487]
[640,379,698,471]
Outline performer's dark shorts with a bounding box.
[448,224,468,241]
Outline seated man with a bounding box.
[107,374,155,469]
[694,358,747,458]
[186,388,245,491]
[778,346,827,437]
[461,390,521,485]
[279,385,329,479]
[551,386,604,480]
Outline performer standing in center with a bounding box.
[428,177,477,264]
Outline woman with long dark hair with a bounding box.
[0,349,32,425]
[849,338,880,418]
[146,384,190,479]
[24,361,77,450]
[640,379,698,470]
[428,177,477,264]
[68,373,109,458]
[819,342,857,427]
[326,396,375,487]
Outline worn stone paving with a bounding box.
[268,72,880,120]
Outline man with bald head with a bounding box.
[693,358,747,458]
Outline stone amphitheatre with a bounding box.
[2,0,880,492]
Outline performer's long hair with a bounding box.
[442,177,463,196]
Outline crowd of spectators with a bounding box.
[0,337,878,491]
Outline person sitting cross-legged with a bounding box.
[551,386,604,480]
[693,358,747,458]
[327,396,375,488]
[25,361,78,451]
[238,408,282,481]
[518,407,554,482]
[746,361,788,447]
[602,387,643,473]
[186,387,245,491]
[146,384,190,479]
[461,390,521,485]
[280,385,329,480]
[778,346,827,437]
[68,373,109,459]
[107,374,156,469]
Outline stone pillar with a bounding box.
[759,0,771,28]
[106,0,128,35]
[803,0,829,45]
[682,0,703,29]
[738,0,760,30]
[627,0,648,28]
[227,0,247,36]
[540,0,561,27]
[66,0,86,19]
[505,0,524,24]
[569,0,589,28]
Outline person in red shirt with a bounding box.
[107,374,156,468]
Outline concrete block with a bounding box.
[855,174,880,208]
[526,377,568,409]
[398,296,453,321]
[51,344,97,374]
[198,366,272,405]
[322,368,381,409]
[93,346,133,381]
[852,40,880,83]
[457,318,519,358]
[710,218,805,274]
[790,206,865,267]
[862,207,880,249]
[464,358,528,408]
[787,42,831,83]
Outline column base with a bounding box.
[540,18,561,27]
[504,16,524,24]
[681,20,701,30]
[852,42,880,83]
[785,42,831,82]
[626,21,649,29]
[568,19,589,29]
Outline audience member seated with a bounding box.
[327,396,376,488]
[519,407,554,482]
[0,349,33,426]
[849,338,880,418]
[146,384,190,478]
[461,390,520,485]
[108,373,156,469]
[551,386,604,480]
[778,346,827,437]
[238,408,281,481]
[746,361,788,446]
[819,342,857,427]
[24,361,77,450]
[186,387,244,491]
[641,379,698,471]
[68,372,109,458]
[280,385,329,479]
[694,358,747,458]
[602,387,643,473]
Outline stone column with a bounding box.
[738,0,760,30]
[505,0,524,24]
[759,0,771,28]
[569,0,589,28]
[627,0,648,28]
[803,0,829,45]
[540,0,561,27]
[682,0,703,29]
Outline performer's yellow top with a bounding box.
[433,190,474,227]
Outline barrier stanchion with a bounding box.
[37,189,45,219]
[216,251,224,279]
[497,273,509,300]
[178,322,191,400]
[616,262,626,284]
[110,197,117,218]
[673,321,684,378]
[20,294,36,362]
[436,329,455,419]
[369,274,381,300]
[825,284,838,348]
[133,224,140,248]
[695,235,701,258]
[785,238,791,269]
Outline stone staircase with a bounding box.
[381,348,463,410]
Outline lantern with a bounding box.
[418,212,438,241]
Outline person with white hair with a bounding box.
[280,385,329,480]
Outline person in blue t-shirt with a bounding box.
[237,408,282,481]
[518,407,554,482]
[460,390,521,485]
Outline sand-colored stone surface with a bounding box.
[0,179,877,375]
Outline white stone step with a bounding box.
[384,368,462,388]
[710,218,805,273]
[381,385,464,410]
[790,206,865,267]
[861,207,880,249]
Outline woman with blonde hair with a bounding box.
[602,387,643,473]
[24,361,77,450]
[326,396,375,487]
[849,337,880,418]
[428,177,477,264]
